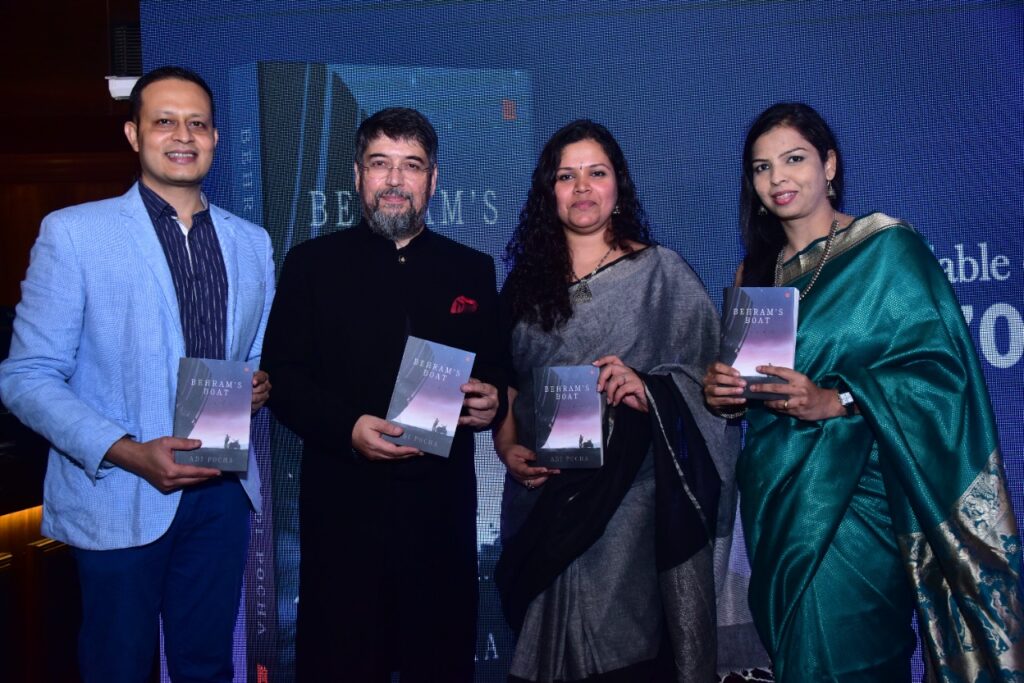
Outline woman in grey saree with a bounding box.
[494,120,738,682]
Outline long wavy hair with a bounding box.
[739,103,844,285]
[504,120,652,331]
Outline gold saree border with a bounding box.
[777,212,905,286]
[898,448,1024,682]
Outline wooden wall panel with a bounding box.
[0,3,140,679]
[0,152,137,306]
[0,0,141,516]
[0,552,12,680]
[0,0,140,308]
[22,538,81,682]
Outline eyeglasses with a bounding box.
[360,159,432,179]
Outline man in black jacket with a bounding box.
[262,107,504,682]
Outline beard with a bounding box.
[364,188,425,242]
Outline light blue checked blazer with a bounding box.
[0,184,274,550]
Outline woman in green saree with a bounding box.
[703,102,1023,682]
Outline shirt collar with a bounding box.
[139,180,209,221]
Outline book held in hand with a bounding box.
[720,287,799,400]
[533,365,604,468]
[173,358,253,472]
[383,336,476,458]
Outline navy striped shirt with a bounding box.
[140,182,228,360]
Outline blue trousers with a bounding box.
[74,477,250,683]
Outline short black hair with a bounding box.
[354,107,437,167]
[129,66,216,125]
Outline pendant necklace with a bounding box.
[570,246,615,304]
[774,212,838,300]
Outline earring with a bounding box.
[612,205,621,215]
[827,180,837,199]
[757,205,767,216]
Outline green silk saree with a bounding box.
[739,213,1023,682]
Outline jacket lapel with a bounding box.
[120,184,184,345]
[211,206,239,359]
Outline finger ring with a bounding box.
[524,480,535,490]
[783,400,790,410]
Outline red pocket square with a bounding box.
[450,295,478,314]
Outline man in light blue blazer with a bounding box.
[0,66,274,682]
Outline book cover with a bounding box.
[245,409,277,683]
[383,336,476,458]
[720,287,799,400]
[229,61,534,268]
[173,358,252,472]
[533,365,604,468]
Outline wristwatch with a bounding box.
[838,390,856,417]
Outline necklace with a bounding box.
[774,213,838,300]
[570,246,615,304]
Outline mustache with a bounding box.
[374,188,413,202]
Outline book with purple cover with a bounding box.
[383,336,476,457]
[533,365,604,468]
[173,357,252,471]
[720,287,799,400]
